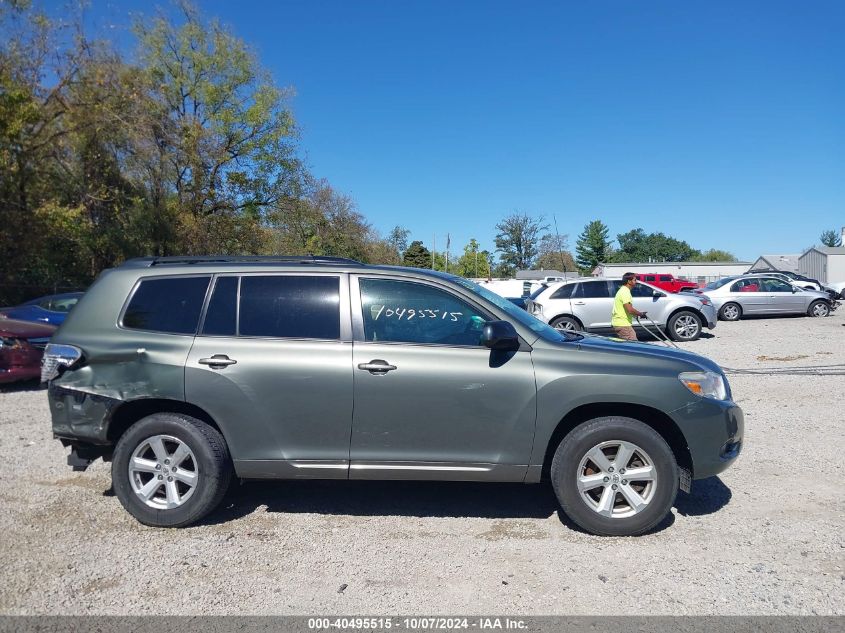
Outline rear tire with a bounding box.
[667,311,702,341]
[550,316,581,332]
[719,302,742,321]
[550,416,678,536]
[112,413,232,528]
[808,300,830,318]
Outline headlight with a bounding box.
[41,344,83,383]
[678,371,727,400]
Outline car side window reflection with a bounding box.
[359,278,488,346]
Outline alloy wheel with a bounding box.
[673,314,700,339]
[576,440,658,518]
[128,435,199,510]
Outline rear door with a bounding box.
[572,280,614,329]
[348,275,536,480]
[185,273,353,477]
[729,278,768,314]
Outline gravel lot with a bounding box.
[1,311,843,615]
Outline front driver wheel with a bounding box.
[808,300,830,318]
[551,416,678,536]
[550,316,581,332]
[667,311,702,341]
[112,413,232,527]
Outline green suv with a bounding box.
[43,256,743,536]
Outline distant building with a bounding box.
[515,269,578,282]
[593,261,751,286]
[799,247,845,283]
[749,254,800,273]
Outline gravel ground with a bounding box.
[1,311,843,615]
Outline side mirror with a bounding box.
[653,290,665,298]
[481,320,520,351]
[792,287,798,293]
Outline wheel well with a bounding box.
[541,402,693,480]
[107,399,224,446]
[667,306,704,324]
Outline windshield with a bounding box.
[528,285,549,300]
[703,277,736,291]
[451,277,577,343]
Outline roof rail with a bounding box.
[122,255,364,268]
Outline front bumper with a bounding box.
[671,398,744,479]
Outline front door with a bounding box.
[758,277,806,314]
[348,276,537,481]
[185,273,354,478]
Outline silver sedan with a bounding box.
[702,275,834,321]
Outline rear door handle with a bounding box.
[357,359,397,374]
[198,355,238,369]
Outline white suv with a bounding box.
[526,278,718,341]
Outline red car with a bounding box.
[637,273,698,293]
[0,318,56,384]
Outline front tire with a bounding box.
[808,300,830,318]
[112,413,232,527]
[719,302,742,321]
[667,311,702,341]
[551,417,678,536]
[550,316,582,332]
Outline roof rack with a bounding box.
[123,255,364,268]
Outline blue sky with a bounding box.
[57,1,844,261]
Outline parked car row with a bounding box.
[522,272,839,341]
[0,292,83,384]
[526,277,717,341]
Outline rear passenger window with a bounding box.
[644,275,656,282]
[659,275,672,282]
[123,277,210,334]
[580,281,611,298]
[202,277,238,336]
[550,284,575,300]
[239,276,340,339]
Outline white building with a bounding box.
[799,247,845,284]
[593,261,751,286]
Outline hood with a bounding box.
[0,317,57,338]
[574,333,723,374]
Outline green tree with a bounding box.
[494,212,548,276]
[613,228,699,263]
[820,229,842,247]
[402,240,432,268]
[133,1,300,254]
[692,248,737,262]
[455,239,491,278]
[575,220,612,273]
[387,226,410,256]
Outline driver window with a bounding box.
[761,278,792,293]
[359,278,488,346]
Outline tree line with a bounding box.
[2,2,753,305]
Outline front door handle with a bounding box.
[573,301,586,305]
[357,359,397,374]
[199,355,238,369]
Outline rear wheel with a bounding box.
[112,413,232,527]
[550,316,581,332]
[667,311,702,341]
[551,416,678,536]
[719,302,742,321]
[808,300,830,318]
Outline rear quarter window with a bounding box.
[122,277,211,334]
